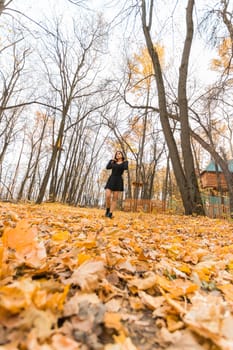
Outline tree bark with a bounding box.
[36,114,66,204]
[0,1,13,16]
[178,0,205,215]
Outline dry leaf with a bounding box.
[63,292,100,316]
[51,333,80,350]
[2,202,233,350]
[138,291,165,310]
[64,260,105,291]
[128,271,157,290]
[2,220,46,269]
[104,312,124,332]
[0,278,37,314]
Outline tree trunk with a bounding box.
[36,115,66,204]
[178,0,205,215]
[17,148,34,201]
[191,130,233,216]
[141,0,193,214]
[27,117,48,200]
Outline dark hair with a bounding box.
[114,151,125,161]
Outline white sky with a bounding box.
[1,0,223,171]
[7,0,218,86]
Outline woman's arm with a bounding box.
[106,159,115,169]
[123,160,128,171]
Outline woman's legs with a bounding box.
[109,191,119,217]
[105,189,119,218]
[105,189,112,216]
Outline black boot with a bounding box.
[107,212,113,219]
[105,208,110,217]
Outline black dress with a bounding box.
[104,160,128,191]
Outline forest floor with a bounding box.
[1,202,233,350]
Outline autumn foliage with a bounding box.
[211,37,233,73]
[1,202,233,349]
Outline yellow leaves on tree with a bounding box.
[211,37,233,74]
[128,44,165,93]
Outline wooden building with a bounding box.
[200,160,233,218]
[200,160,233,191]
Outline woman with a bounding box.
[104,151,128,218]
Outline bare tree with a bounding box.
[0,0,13,16]
[35,14,108,203]
[140,0,204,215]
[17,112,50,201]
[0,29,31,196]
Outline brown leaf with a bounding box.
[64,259,105,292]
[128,271,157,290]
[138,291,165,310]
[63,292,100,317]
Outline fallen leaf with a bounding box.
[64,260,105,292]
[2,220,46,271]
[0,278,37,314]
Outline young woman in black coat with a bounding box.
[104,151,128,218]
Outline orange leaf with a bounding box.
[155,275,198,297]
[0,278,37,314]
[2,220,47,270]
[104,312,123,331]
[217,284,233,303]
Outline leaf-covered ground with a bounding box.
[1,202,233,350]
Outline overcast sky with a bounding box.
[6,0,218,85]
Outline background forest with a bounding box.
[0,0,233,216]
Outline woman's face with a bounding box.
[115,151,123,160]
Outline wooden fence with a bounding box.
[123,195,232,219]
[201,194,230,218]
[123,198,165,213]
